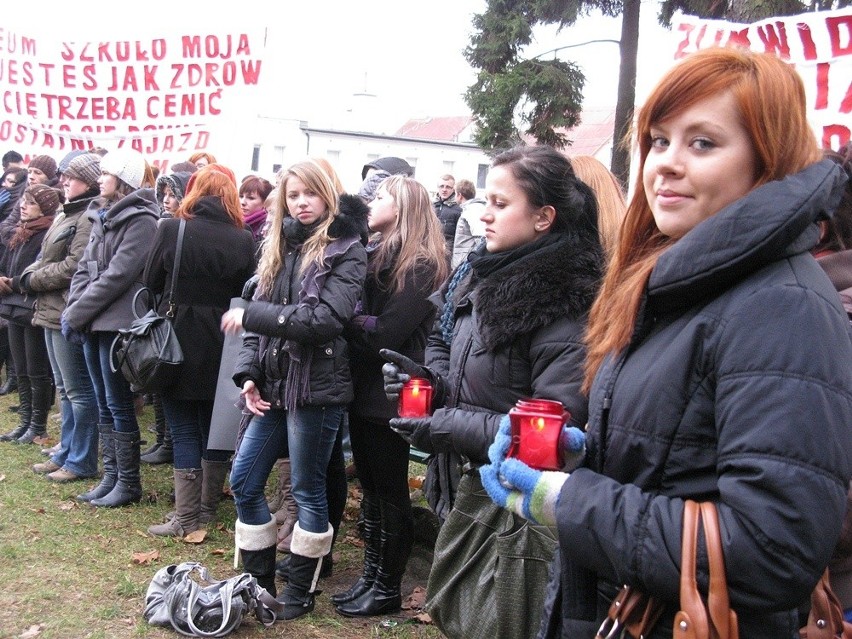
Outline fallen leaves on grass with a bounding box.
[57,501,78,512]
[402,586,427,611]
[183,529,207,544]
[133,550,160,565]
[408,476,425,489]
[414,612,433,624]
[210,548,228,555]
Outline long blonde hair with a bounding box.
[583,47,821,392]
[569,155,626,259]
[256,159,341,296]
[370,175,449,294]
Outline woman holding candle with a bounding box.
[335,175,448,617]
[381,145,604,639]
[221,159,369,620]
[481,48,852,638]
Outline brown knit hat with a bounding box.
[26,184,61,214]
[28,155,58,179]
[63,153,102,190]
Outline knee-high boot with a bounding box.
[148,468,201,537]
[331,490,382,605]
[277,523,334,620]
[141,396,172,464]
[199,459,230,524]
[274,459,298,551]
[0,374,29,441]
[16,376,53,444]
[335,499,413,617]
[77,424,114,501]
[90,430,142,508]
[235,517,278,596]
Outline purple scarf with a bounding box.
[283,235,361,410]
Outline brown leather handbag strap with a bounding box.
[595,585,663,639]
[799,569,852,639]
[674,500,739,639]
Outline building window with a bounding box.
[327,150,341,163]
[251,145,260,172]
[477,164,488,189]
[273,146,285,176]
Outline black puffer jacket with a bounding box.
[423,231,603,520]
[544,160,852,639]
[234,194,369,408]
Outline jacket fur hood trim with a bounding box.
[475,232,602,350]
[332,193,370,245]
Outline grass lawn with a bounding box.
[0,392,444,639]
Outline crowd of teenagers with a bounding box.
[0,47,850,638]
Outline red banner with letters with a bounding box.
[0,21,265,172]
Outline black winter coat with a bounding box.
[544,160,852,639]
[346,250,442,422]
[423,231,602,520]
[143,197,256,401]
[233,195,369,408]
[0,222,52,324]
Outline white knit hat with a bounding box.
[99,149,146,189]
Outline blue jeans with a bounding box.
[45,329,99,477]
[83,331,139,435]
[230,404,344,532]
[161,396,213,469]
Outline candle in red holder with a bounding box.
[398,377,433,417]
[508,398,571,471]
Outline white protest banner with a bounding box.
[672,7,852,150]
[0,18,265,172]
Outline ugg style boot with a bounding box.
[148,468,201,537]
[0,375,30,442]
[276,523,333,621]
[331,491,381,605]
[235,517,278,596]
[90,430,142,508]
[77,424,114,502]
[335,500,413,617]
[199,459,230,524]
[274,459,298,550]
[16,376,53,444]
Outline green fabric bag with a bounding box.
[426,472,557,639]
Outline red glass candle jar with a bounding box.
[398,377,433,417]
[508,398,571,471]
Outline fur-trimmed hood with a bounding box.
[332,193,370,245]
[474,232,602,350]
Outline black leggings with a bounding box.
[348,413,412,512]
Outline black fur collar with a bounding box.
[331,193,370,245]
[475,232,602,350]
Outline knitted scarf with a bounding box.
[283,233,361,411]
[9,214,54,248]
[243,208,268,243]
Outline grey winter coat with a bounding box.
[21,189,98,330]
[64,188,159,332]
[543,160,852,639]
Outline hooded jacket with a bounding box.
[64,188,159,332]
[543,160,852,639]
[233,194,369,407]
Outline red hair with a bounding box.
[583,47,821,391]
[177,163,243,228]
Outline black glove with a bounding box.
[241,274,259,301]
[389,416,434,453]
[380,348,429,402]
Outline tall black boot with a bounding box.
[235,517,278,596]
[90,430,142,508]
[16,376,52,444]
[140,395,165,457]
[277,523,333,620]
[335,499,413,617]
[331,490,382,605]
[0,339,16,396]
[141,398,172,464]
[0,375,30,441]
[77,424,115,502]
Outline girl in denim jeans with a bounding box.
[221,159,368,621]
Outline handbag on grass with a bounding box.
[143,561,283,637]
[109,219,185,394]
